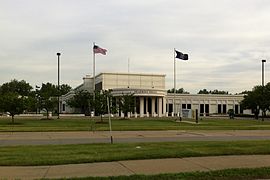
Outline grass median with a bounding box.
[1,140,270,166]
[1,117,270,131]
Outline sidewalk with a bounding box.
[1,155,270,179]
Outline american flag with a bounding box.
[93,45,107,55]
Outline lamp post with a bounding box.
[57,52,61,119]
[262,59,266,121]
[262,60,266,86]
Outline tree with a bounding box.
[38,83,58,119]
[241,83,270,120]
[167,88,189,94]
[0,79,35,122]
[0,92,24,123]
[23,96,37,113]
[118,93,135,118]
[67,90,93,115]
[0,79,32,97]
[59,84,72,96]
[198,89,210,94]
[197,89,228,94]
[236,90,251,95]
[211,89,228,94]
[227,109,235,119]
[93,90,110,122]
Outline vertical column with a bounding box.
[198,101,200,117]
[233,100,235,114]
[140,97,144,117]
[152,97,156,117]
[116,97,119,117]
[163,97,166,116]
[145,98,149,117]
[216,100,218,114]
[158,97,162,117]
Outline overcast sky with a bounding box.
[1,0,270,94]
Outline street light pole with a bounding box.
[262,59,266,121]
[262,60,266,87]
[57,52,61,119]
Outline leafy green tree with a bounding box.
[59,84,72,96]
[118,93,135,118]
[241,83,270,120]
[0,79,32,97]
[93,90,110,122]
[211,89,228,94]
[167,88,189,94]
[38,83,58,119]
[198,89,210,94]
[0,79,35,122]
[227,109,235,119]
[0,92,24,123]
[24,96,38,113]
[197,89,228,94]
[67,90,93,115]
[237,90,251,95]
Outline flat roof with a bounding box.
[96,72,166,77]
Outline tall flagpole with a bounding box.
[174,48,176,117]
[93,42,96,92]
[128,58,130,88]
[93,42,96,116]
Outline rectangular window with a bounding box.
[62,104,66,112]
[240,106,243,114]
[187,104,191,109]
[235,105,239,114]
[182,104,186,109]
[95,82,102,91]
[169,104,173,112]
[200,104,204,114]
[218,104,222,114]
[223,104,227,114]
[205,104,209,115]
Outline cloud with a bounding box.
[1,0,270,93]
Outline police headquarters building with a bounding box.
[61,72,245,117]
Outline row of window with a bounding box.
[168,104,243,115]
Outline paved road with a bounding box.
[1,130,270,146]
[1,131,270,179]
[1,155,270,179]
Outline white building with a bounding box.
[61,72,244,117]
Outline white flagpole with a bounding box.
[174,48,176,117]
[128,58,130,88]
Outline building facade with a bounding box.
[61,72,244,117]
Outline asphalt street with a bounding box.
[1,130,270,146]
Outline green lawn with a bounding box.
[0,116,270,131]
[1,140,270,166]
[47,167,270,180]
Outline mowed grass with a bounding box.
[1,116,270,131]
[1,140,270,166]
[48,167,270,180]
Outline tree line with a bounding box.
[0,79,71,122]
[1,79,269,122]
[167,88,229,94]
[0,79,136,123]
